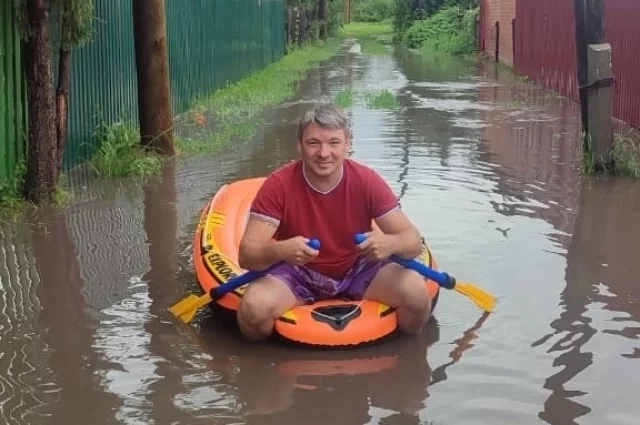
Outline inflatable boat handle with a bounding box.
[354,233,456,289]
[211,238,321,299]
[354,233,496,312]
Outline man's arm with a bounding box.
[367,169,422,259]
[374,208,423,259]
[238,215,284,271]
[238,175,285,271]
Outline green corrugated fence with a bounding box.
[63,0,286,171]
[0,0,286,183]
[0,1,27,189]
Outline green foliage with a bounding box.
[0,160,26,217]
[287,0,344,38]
[89,121,164,178]
[581,132,640,178]
[12,0,95,49]
[0,160,70,218]
[327,0,344,35]
[335,90,354,107]
[364,89,399,108]
[54,0,95,50]
[352,0,395,22]
[332,89,399,109]
[393,0,478,41]
[405,5,478,54]
[611,134,640,178]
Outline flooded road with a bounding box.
[1,40,639,425]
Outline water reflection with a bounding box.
[535,178,640,425]
[187,307,490,425]
[0,222,53,425]
[0,39,638,425]
[31,210,121,425]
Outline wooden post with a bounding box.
[574,0,613,169]
[132,0,175,155]
[494,21,500,62]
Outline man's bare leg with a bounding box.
[237,275,301,341]
[363,263,432,334]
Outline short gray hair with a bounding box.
[297,103,352,141]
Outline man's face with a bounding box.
[297,122,350,178]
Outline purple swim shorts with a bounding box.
[266,256,390,303]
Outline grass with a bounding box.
[582,131,640,178]
[83,37,343,178]
[174,38,342,156]
[339,21,393,38]
[0,161,71,221]
[340,21,394,55]
[335,89,355,108]
[333,88,399,109]
[611,133,640,178]
[365,90,399,108]
[89,120,165,178]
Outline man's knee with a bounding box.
[396,268,431,308]
[367,264,429,304]
[237,276,299,341]
[239,278,283,321]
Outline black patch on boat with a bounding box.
[311,304,362,331]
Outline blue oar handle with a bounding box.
[211,238,320,299]
[354,233,456,290]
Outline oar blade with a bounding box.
[454,282,496,313]
[168,292,212,323]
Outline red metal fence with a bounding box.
[480,0,640,129]
[605,0,640,129]
[513,0,579,102]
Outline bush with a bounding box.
[353,0,395,22]
[405,5,478,54]
[393,0,478,41]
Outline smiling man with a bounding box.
[237,103,432,341]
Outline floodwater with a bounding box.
[1,39,639,425]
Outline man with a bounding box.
[237,103,432,341]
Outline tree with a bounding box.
[132,0,175,155]
[319,0,328,40]
[14,0,94,204]
[55,0,94,176]
[20,0,58,203]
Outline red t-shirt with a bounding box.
[249,158,400,279]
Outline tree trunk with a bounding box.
[318,0,327,41]
[343,0,351,24]
[56,48,71,176]
[23,0,58,203]
[132,0,175,155]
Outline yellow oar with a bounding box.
[169,269,268,323]
[391,255,496,312]
[354,233,496,313]
[169,239,322,323]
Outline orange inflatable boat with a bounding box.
[193,177,440,348]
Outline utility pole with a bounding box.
[573,0,613,170]
[132,0,175,155]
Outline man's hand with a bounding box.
[279,236,320,266]
[356,230,397,261]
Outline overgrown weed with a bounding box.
[89,120,165,178]
[581,131,640,178]
[333,88,399,109]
